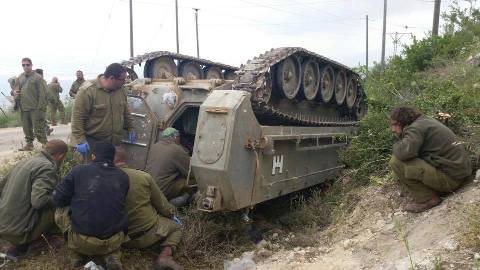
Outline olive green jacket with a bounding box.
[47,82,63,103]
[14,72,47,111]
[69,78,85,98]
[0,151,59,236]
[145,139,190,193]
[70,78,134,146]
[393,115,472,180]
[119,165,175,235]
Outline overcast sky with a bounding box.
[0,0,474,83]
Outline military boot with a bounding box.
[18,143,34,151]
[153,246,183,270]
[6,243,29,258]
[105,251,123,270]
[404,195,441,213]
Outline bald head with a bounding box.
[51,77,58,83]
[113,146,127,166]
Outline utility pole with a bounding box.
[381,0,387,74]
[194,8,200,58]
[366,15,369,73]
[129,0,134,58]
[388,32,413,55]
[432,0,441,36]
[175,0,179,53]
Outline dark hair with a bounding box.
[92,142,116,162]
[390,106,422,127]
[45,139,68,156]
[35,69,43,76]
[21,58,32,64]
[104,63,126,79]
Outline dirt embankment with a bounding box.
[255,179,480,270]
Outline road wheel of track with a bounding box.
[179,61,203,80]
[224,69,237,80]
[275,55,301,99]
[354,98,367,120]
[204,66,223,79]
[334,70,347,105]
[318,65,334,103]
[146,56,177,79]
[345,76,358,109]
[300,59,320,101]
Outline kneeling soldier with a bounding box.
[54,142,129,269]
[114,146,183,270]
[0,140,68,258]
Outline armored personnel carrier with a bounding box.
[120,47,366,212]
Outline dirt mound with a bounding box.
[256,180,480,270]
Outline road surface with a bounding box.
[0,124,71,161]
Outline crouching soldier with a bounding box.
[53,142,129,269]
[0,140,68,258]
[389,106,472,212]
[146,127,193,207]
[114,146,183,270]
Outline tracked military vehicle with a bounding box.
[120,47,366,212]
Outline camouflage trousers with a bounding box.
[123,214,182,251]
[20,109,47,144]
[0,207,58,246]
[389,156,466,202]
[162,178,190,200]
[48,100,65,125]
[55,207,127,266]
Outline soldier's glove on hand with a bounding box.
[128,131,137,143]
[172,215,183,226]
[75,142,90,156]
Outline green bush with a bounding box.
[342,1,480,184]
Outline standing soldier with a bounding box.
[71,63,136,160]
[69,70,85,98]
[35,69,54,136]
[47,77,66,126]
[13,58,48,151]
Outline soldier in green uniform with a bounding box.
[69,70,85,98]
[114,146,184,270]
[0,140,68,258]
[145,128,193,206]
[71,63,137,161]
[13,58,49,151]
[47,77,66,126]
[389,106,472,212]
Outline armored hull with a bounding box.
[120,48,366,212]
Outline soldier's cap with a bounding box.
[161,127,179,138]
[92,142,116,162]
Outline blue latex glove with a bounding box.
[128,131,137,143]
[172,215,182,226]
[75,142,90,156]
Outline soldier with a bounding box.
[0,140,68,258]
[145,128,193,206]
[35,69,54,137]
[12,58,49,151]
[71,63,137,160]
[389,106,472,212]
[47,77,66,126]
[54,142,129,269]
[113,146,184,270]
[69,70,85,98]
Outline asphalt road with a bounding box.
[0,124,71,161]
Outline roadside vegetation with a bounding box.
[0,1,479,269]
[0,98,73,128]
